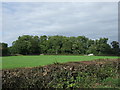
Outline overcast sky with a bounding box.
[2,2,118,46]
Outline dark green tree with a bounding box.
[111,41,120,55]
[0,43,8,56]
[87,38,111,55]
[39,35,48,54]
[7,35,119,56]
[10,35,40,55]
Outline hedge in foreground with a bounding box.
[2,59,120,89]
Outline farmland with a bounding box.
[2,55,120,89]
[2,55,119,69]
[1,2,120,89]
[2,58,120,89]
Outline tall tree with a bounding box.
[10,35,40,55]
[39,35,48,54]
[0,43,8,56]
[8,35,119,56]
[87,38,111,55]
[111,41,120,55]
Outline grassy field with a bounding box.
[2,55,119,69]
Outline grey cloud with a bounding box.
[2,2,118,46]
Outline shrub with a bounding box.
[2,59,119,89]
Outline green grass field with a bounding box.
[2,55,119,69]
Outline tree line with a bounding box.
[0,35,120,56]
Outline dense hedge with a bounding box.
[2,59,120,89]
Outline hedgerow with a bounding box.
[2,59,119,89]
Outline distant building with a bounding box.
[40,54,44,55]
[88,54,94,56]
